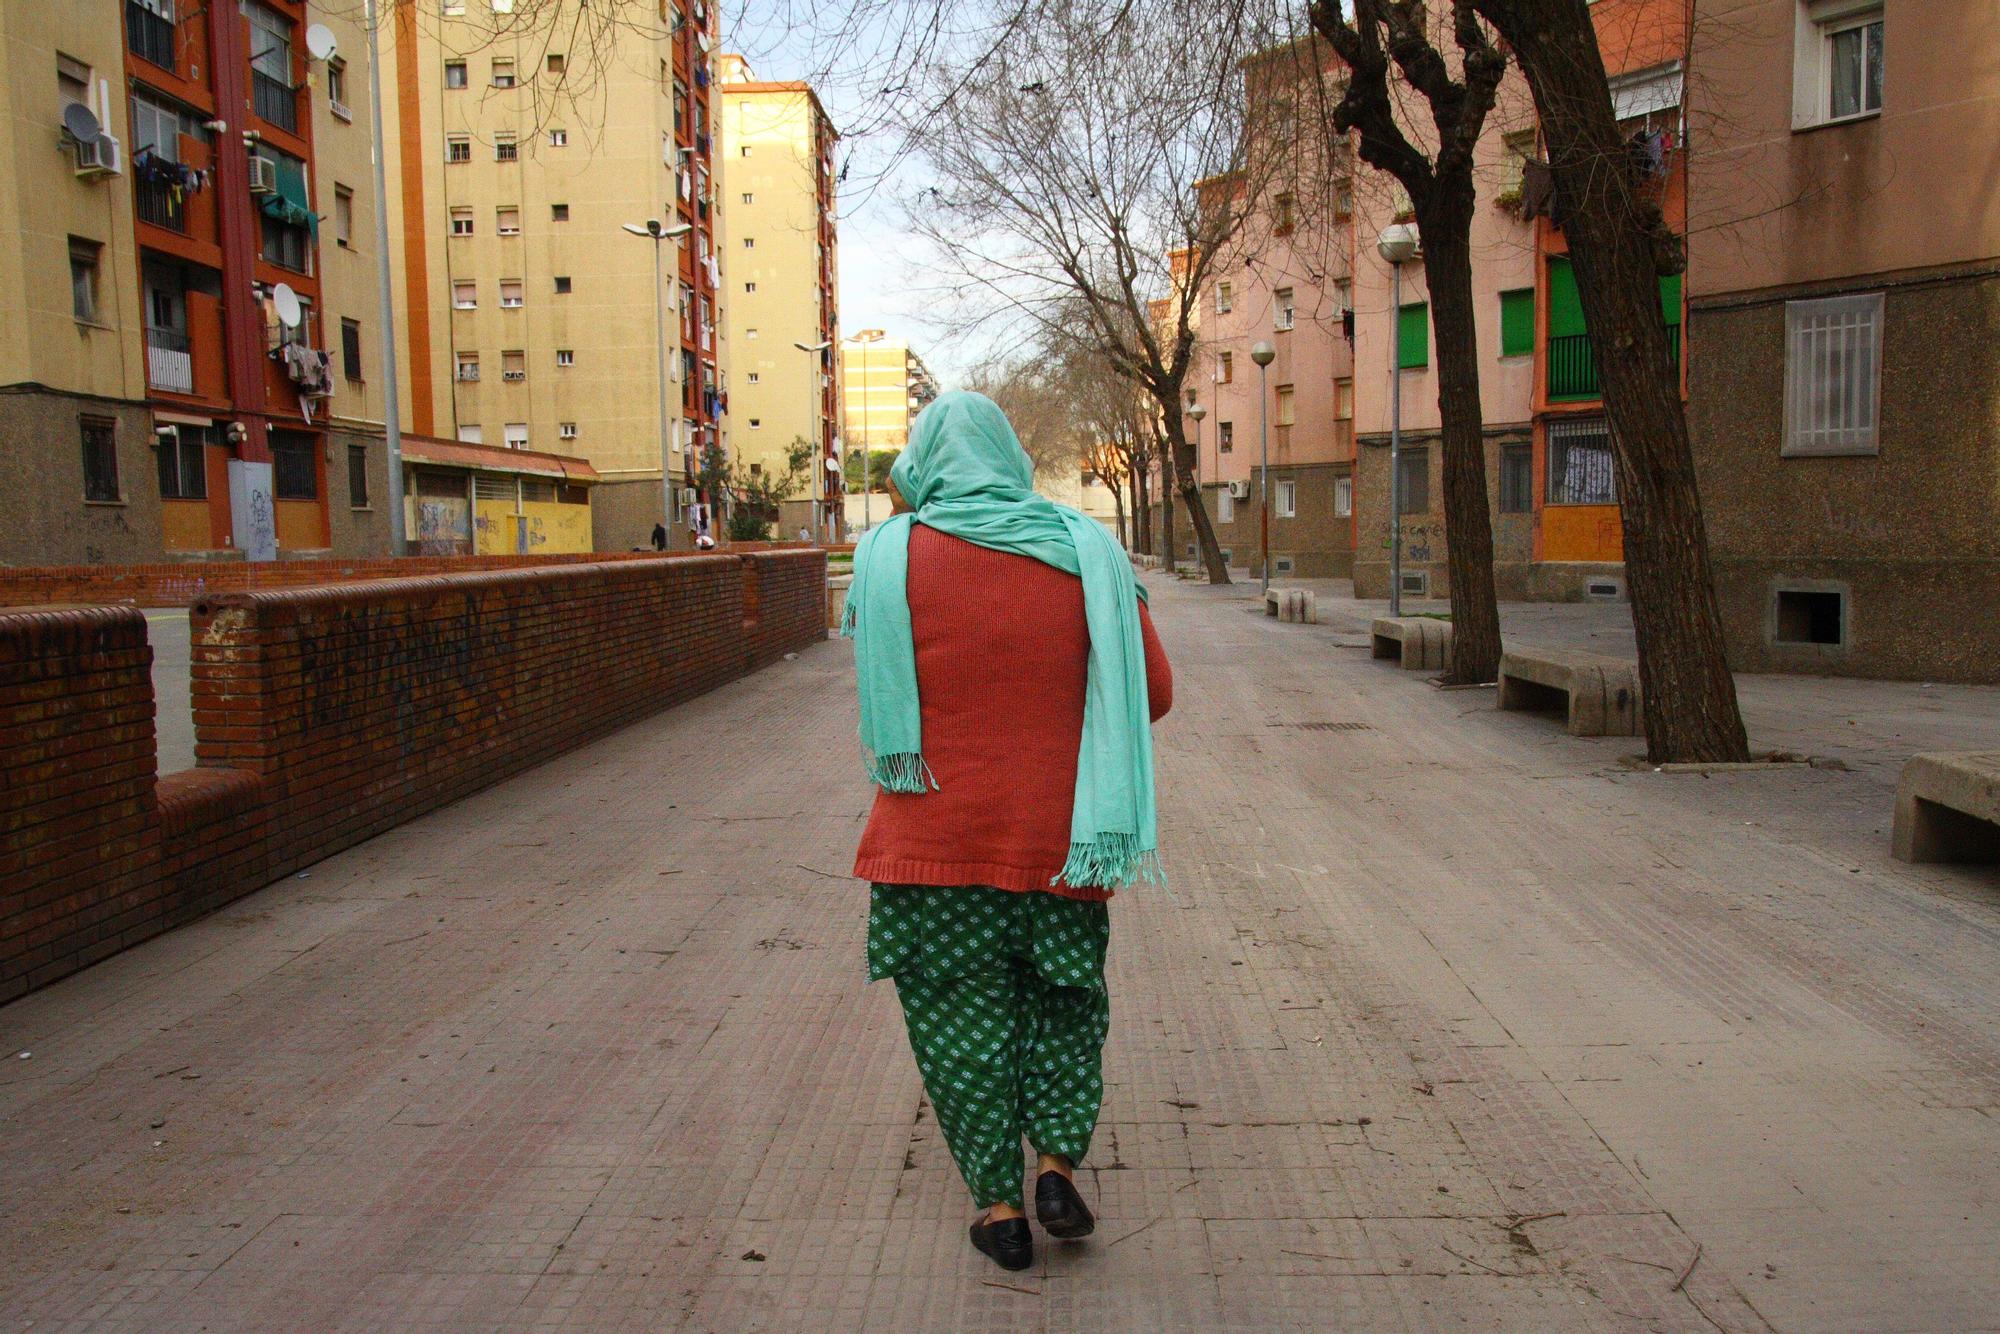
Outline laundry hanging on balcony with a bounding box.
[256,153,320,239]
[276,342,333,398]
[133,150,209,204]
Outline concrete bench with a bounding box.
[1264,587,1317,624]
[1496,645,1643,736]
[826,574,852,631]
[1893,752,2000,864]
[1370,617,1451,671]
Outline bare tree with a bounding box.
[900,0,1296,585]
[1305,2,1507,685]
[1469,0,1748,763]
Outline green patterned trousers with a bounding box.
[868,883,1112,1210]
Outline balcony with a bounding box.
[252,70,298,134]
[146,326,193,394]
[126,1,175,71]
[1547,324,1682,401]
[134,175,186,232]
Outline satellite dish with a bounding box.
[305,23,338,61]
[62,103,102,144]
[271,283,303,329]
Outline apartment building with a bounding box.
[1687,0,1998,681]
[381,0,719,553]
[0,0,394,564]
[717,55,842,541]
[839,332,937,452]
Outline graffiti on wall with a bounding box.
[416,499,472,556]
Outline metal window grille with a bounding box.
[271,434,317,499]
[81,417,120,501]
[1783,292,1881,456]
[1545,416,1617,505]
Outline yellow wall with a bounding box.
[311,3,392,439]
[472,498,593,554]
[840,340,915,450]
[160,500,211,552]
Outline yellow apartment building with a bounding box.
[379,0,721,552]
[717,55,841,540]
[839,332,938,452]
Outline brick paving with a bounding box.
[5,572,1999,1330]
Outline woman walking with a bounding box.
[844,391,1172,1271]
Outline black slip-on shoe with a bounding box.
[1035,1171,1096,1239]
[969,1214,1034,1271]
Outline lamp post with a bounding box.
[794,339,833,540]
[1250,340,1276,595]
[623,219,693,540]
[848,329,884,531]
[1377,224,1420,616]
[1185,398,1206,543]
[363,0,406,553]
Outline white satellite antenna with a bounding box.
[61,102,102,145]
[305,24,338,62]
[272,283,303,329]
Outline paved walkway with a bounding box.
[4,575,1999,1330]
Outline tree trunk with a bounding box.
[1413,207,1504,683]
[1473,0,1749,763]
[1108,480,1127,548]
[1159,433,1178,575]
[1160,400,1230,584]
[1133,455,1151,555]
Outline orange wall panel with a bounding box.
[160,500,212,552]
[1541,504,1625,563]
[275,499,326,551]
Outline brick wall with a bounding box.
[0,550,825,1002]
[0,542,850,610]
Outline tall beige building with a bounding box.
[717,55,841,540]
[380,0,723,551]
[839,332,938,453]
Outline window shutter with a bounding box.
[1499,289,1534,357]
[1783,292,1882,457]
[1397,303,1429,370]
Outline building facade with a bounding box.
[717,56,842,541]
[839,332,937,452]
[1686,0,1999,681]
[0,0,398,565]
[380,0,719,553]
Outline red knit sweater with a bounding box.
[852,525,1173,902]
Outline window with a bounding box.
[743,237,755,249]
[548,128,567,147]
[1500,129,1537,201]
[1275,385,1295,448]
[555,349,574,367]
[1333,474,1353,517]
[81,417,120,501]
[453,280,477,308]
[450,206,473,236]
[546,52,565,74]
[745,281,757,293]
[749,418,762,429]
[491,0,514,12]
[1396,447,1430,514]
[1797,3,1883,126]
[456,352,479,381]
[553,275,572,294]
[496,206,521,234]
[1775,588,1845,646]
[334,186,354,248]
[341,317,362,380]
[1274,287,1295,331]
[551,203,569,222]
[254,150,312,271]
[491,57,515,88]
[1333,177,1353,220]
[1784,291,1881,456]
[445,60,467,89]
[441,0,464,12]
[347,444,370,506]
[1272,192,1296,235]
[1219,421,1234,454]
[1216,351,1233,384]
[447,135,471,163]
[327,58,348,114]
[1398,302,1429,369]
[741,191,755,204]
[244,3,295,132]
[747,372,760,384]
[1546,415,1618,505]
[69,238,101,323]
[129,91,195,168]
[559,421,578,440]
[500,280,523,308]
[504,423,528,449]
[494,133,518,162]
[1335,377,1353,422]
[157,427,206,500]
[58,53,92,110]
[1276,479,1297,518]
[1216,282,1233,313]
[502,350,525,381]
[1499,288,1534,358]
[1500,443,1533,512]
[741,145,752,157]
[457,425,482,443]
[746,328,759,340]
[271,433,318,500]
[1218,487,1234,524]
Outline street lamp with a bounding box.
[1185,398,1207,532]
[795,339,833,541]
[1250,340,1276,595]
[1377,223,1420,615]
[623,218,693,542]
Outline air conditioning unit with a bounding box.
[1227,479,1251,500]
[247,154,276,194]
[73,132,123,178]
[678,487,696,507]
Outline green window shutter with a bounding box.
[1547,256,1587,338]
[1397,302,1429,369]
[1499,288,1534,358]
[1658,272,1683,326]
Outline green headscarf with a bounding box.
[840,390,1161,891]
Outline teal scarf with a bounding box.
[840,391,1162,890]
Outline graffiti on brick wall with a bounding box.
[416,498,471,556]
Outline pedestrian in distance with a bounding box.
[842,390,1172,1272]
[650,522,667,551]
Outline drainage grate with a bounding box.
[1273,721,1373,732]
